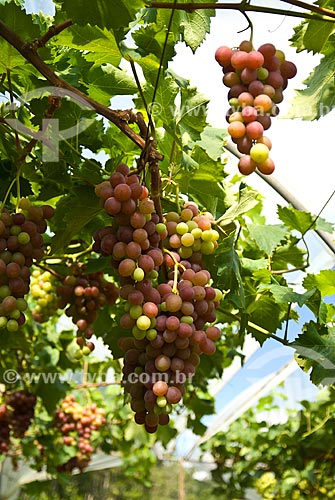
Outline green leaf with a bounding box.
[277,205,314,234]
[303,270,335,298]
[178,8,215,52]
[258,284,316,307]
[85,64,137,104]
[247,224,287,256]
[61,0,146,38]
[293,321,335,385]
[196,126,227,161]
[50,185,102,253]
[303,20,335,53]
[53,24,122,67]
[177,86,209,142]
[286,52,335,120]
[219,188,260,225]
[247,295,282,334]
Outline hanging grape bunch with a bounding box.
[215,40,297,175]
[30,267,60,323]
[0,390,37,455]
[54,394,106,472]
[94,164,223,433]
[56,264,119,356]
[0,199,54,333]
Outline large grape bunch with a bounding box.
[215,40,297,175]
[93,164,223,432]
[56,264,119,356]
[0,390,37,454]
[0,199,54,333]
[54,394,106,472]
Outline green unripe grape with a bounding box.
[178,246,193,259]
[150,317,156,328]
[165,404,173,414]
[0,317,7,328]
[180,233,194,247]
[82,346,91,356]
[257,67,269,80]
[214,288,223,301]
[201,240,215,255]
[132,325,147,339]
[156,396,167,408]
[132,267,145,282]
[17,232,31,245]
[180,315,193,324]
[160,302,167,312]
[31,284,41,297]
[134,366,143,374]
[145,213,151,222]
[176,222,189,235]
[129,305,142,320]
[229,97,239,109]
[186,220,198,231]
[18,198,31,209]
[42,281,52,292]
[192,239,202,252]
[10,225,22,236]
[156,223,167,234]
[0,286,10,299]
[9,309,21,320]
[148,269,158,280]
[165,211,179,222]
[146,328,157,340]
[191,227,202,239]
[124,301,130,312]
[7,319,19,332]
[74,350,84,360]
[250,143,269,163]
[136,315,151,331]
[201,230,213,242]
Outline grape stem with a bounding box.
[163,248,186,293]
[148,1,335,22]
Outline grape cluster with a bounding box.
[56,265,119,355]
[6,390,37,438]
[0,390,37,454]
[30,268,59,323]
[215,40,297,175]
[0,200,54,332]
[54,394,106,472]
[93,164,223,432]
[0,404,10,453]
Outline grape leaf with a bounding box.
[258,284,316,307]
[85,64,137,104]
[179,8,215,52]
[61,0,146,38]
[196,126,227,161]
[247,224,287,256]
[53,25,122,67]
[293,321,335,386]
[303,270,335,298]
[50,185,102,253]
[278,205,334,234]
[219,189,260,225]
[285,53,335,120]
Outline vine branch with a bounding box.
[0,19,163,162]
[148,1,335,22]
